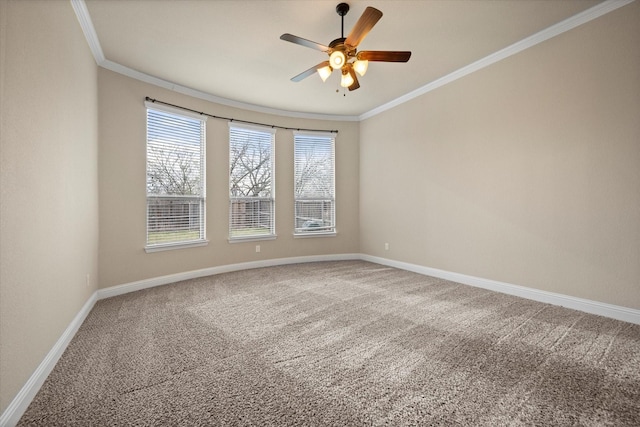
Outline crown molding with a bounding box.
[70,0,104,64]
[100,59,360,122]
[69,1,358,122]
[70,0,634,123]
[359,0,636,120]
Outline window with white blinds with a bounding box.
[294,131,336,236]
[229,123,276,240]
[145,101,206,250]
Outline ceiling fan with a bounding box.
[280,2,411,91]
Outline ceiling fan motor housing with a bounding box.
[280,3,411,91]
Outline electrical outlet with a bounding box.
[384,243,389,251]
[256,245,260,253]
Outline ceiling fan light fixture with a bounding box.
[281,4,411,91]
[340,69,354,88]
[329,50,346,69]
[317,65,333,82]
[353,59,369,77]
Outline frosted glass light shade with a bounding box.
[340,71,354,88]
[353,60,369,76]
[317,65,332,82]
[329,51,346,69]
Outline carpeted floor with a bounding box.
[18,261,640,426]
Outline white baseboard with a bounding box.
[361,254,640,325]
[97,253,361,300]
[99,253,640,324]
[4,252,638,426]
[2,254,360,426]
[0,293,98,427]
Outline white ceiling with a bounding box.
[83,0,604,118]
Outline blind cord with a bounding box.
[145,97,339,134]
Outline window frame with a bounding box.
[144,101,208,252]
[293,131,336,237]
[228,122,277,242]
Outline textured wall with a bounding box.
[2,0,639,419]
[359,2,640,309]
[97,69,360,289]
[0,0,99,413]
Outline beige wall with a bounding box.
[1,0,638,418]
[360,1,640,309]
[98,69,360,289]
[0,0,99,413]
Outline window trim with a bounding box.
[144,101,208,251]
[144,239,209,253]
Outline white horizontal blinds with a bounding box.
[294,131,335,234]
[229,123,276,240]
[146,105,206,246]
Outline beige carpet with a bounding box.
[19,261,640,426]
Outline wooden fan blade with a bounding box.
[348,67,360,91]
[357,51,412,62]
[291,61,331,82]
[345,7,383,47]
[280,33,330,52]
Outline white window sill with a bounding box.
[293,231,337,239]
[145,239,209,253]
[228,235,277,243]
